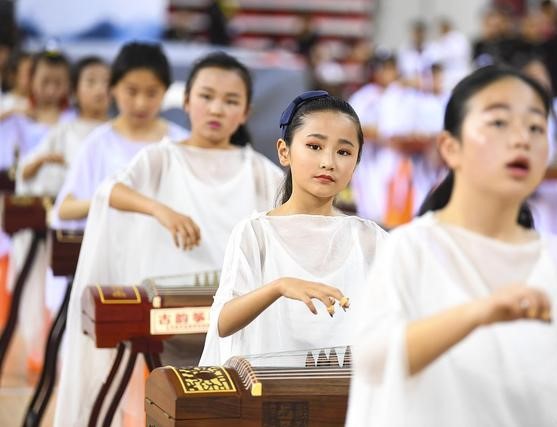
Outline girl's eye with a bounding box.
[338,149,352,156]
[226,99,239,105]
[306,143,320,150]
[530,124,546,134]
[200,93,211,100]
[490,119,507,128]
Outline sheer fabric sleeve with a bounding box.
[346,228,421,426]
[199,217,264,365]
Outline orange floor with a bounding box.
[0,327,56,426]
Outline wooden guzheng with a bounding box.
[82,271,219,349]
[145,347,352,427]
[81,272,219,427]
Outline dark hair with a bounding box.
[71,55,107,92]
[110,42,171,88]
[30,50,70,80]
[277,91,364,205]
[418,65,551,228]
[1,49,30,92]
[185,51,253,146]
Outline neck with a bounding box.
[273,189,336,216]
[436,179,527,243]
[185,132,233,150]
[112,115,161,141]
[30,105,61,124]
[79,109,108,122]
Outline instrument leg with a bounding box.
[23,276,73,427]
[102,343,138,427]
[0,231,43,380]
[88,342,126,427]
[143,352,162,372]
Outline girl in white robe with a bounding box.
[200,91,387,367]
[1,50,73,374]
[346,65,557,427]
[17,56,110,197]
[51,42,188,231]
[54,52,280,427]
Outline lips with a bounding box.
[207,121,222,129]
[314,174,335,183]
[505,156,530,178]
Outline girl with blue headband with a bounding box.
[201,90,387,365]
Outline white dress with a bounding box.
[346,213,557,427]
[16,117,104,197]
[50,121,188,230]
[54,141,282,427]
[200,213,387,366]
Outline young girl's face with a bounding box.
[76,63,110,116]
[112,68,166,126]
[31,61,69,107]
[281,110,359,201]
[446,77,548,201]
[185,67,248,146]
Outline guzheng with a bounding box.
[145,347,352,427]
[0,169,15,193]
[81,271,220,349]
[50,228,83,277]
[1,195,51,235]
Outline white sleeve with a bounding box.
[114,144,166,197]
[346,229,421,425]
[199,218,263,365]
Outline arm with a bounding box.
[217,277,348,337]
[406,285,551,375]
[109,182,201,250]
[21,153,65,180]
[58,194,90,220]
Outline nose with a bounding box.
[319,149,335,170]
[208,99,224,116]
[510,122,532,151]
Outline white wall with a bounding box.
[373,0,491,50]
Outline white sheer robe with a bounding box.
[200,213,387,366]
[346,213,557,427]
[55,141,282,427]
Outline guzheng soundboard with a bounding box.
[81,272,219,348]
[145,347,352,427]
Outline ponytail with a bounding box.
[418,171,535,229]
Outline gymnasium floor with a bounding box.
[0,328,56,426]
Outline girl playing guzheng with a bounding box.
[55,52,281,427]
[200,91,387,366]
[346,66,557,427]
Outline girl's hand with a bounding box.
[152,204,201,250]
[477,285,552,326]
[277,277,350,316]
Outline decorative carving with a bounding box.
[171,366,237,394]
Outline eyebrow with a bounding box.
[200,86,241,97]
[306,133,355,147]
[483,102,546,117]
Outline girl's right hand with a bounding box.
[477,285,552,326]
[277,278,349,316]
[42,153,66,165]
[152,203,201,251]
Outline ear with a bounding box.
[437,130,461,170]
[276,138,290,167]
